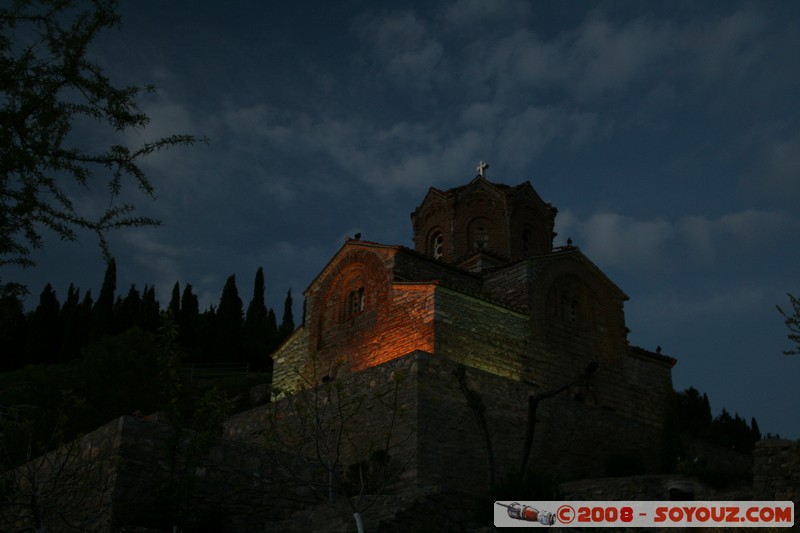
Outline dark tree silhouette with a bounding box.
[179,283,200,361]
[215,275,244,362]
[26,283,61,364]
[244,267,271,370]
[675,386,712,438]
[168,282,181,322]
[113,284,141,334]
[136,285,160,333]
[266,308,278,351]
[278,289,295,343]
[90,258,116,340]
[63,289,93,361]
[0,0,203,272]
[0,289,26,370]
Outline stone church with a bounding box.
[266,166,677,488]
[12,168,797,533]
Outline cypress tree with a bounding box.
[244,267,269,370]
[114,285,141,334]
[750,417,761,444]
[61,290,94,360]
[278,289,295,342]
[179,283,201,361]
[199,304,216,363]
[215,275,244,362]
[91,258,116,340]
[168,281,181,321]
[136,285,160,333]
[59,283,81,361]
[26,283,61,364]
[0,289,28,370]
[266,309,278,351]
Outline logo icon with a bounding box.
[496,502,556,525]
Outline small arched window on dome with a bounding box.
[431,231,444,260]
[468,218,490,251]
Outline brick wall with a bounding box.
[410,178,556,265]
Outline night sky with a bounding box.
[6,1,800,439]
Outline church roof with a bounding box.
[411,175,554,219]
[428,175,517,197]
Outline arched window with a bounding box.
[522,227,532,254]
[433,232,444,259]
[468,218,491,251]
[344,287,364,319]
[561,291,578,323]
[547,277,591,327]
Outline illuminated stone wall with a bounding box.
[433,285,531,379]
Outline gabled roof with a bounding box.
[303,238,401,296]
[527,246,630,301]
[303,237,484,296]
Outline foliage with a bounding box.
[659,383,683,473]
[0,327,163,462]
[244,267,275,371]
[89,257,116,340]
[0,0,203,270]
[279,288,295,339]
[675,386,712,438]
[0,288,26,370]
[154,315,233,531]
[673,387,761,453]
[214,274,243,362]
[0,265,290,370]
[74,327,163,426]
[777,293,800,355]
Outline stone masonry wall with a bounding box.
[754,439,800,502]
[270,326,310,394]
[434,285,531,379]
[415,354,666,490]
[1,416,124,532]
[2,414,329,533]
[242,349,673,498]
[482,259,533,311]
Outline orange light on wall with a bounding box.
[346,283,436,373]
